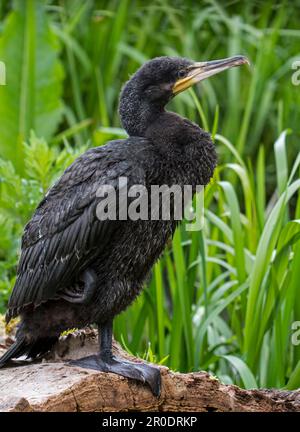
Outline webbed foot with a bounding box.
[69,354,161,396]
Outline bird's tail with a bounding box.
[0,335,58,368]
[0,337,27,368]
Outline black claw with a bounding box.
[68,354,161,397]
[146,367,161,396]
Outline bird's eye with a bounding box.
[178,70,186,79]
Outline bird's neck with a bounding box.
[119,91,217,186]
[144,111,217,186]
[119,82,165,137]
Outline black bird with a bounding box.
[0,55,248,395]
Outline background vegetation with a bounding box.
[0,0,300,390]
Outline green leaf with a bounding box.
[277,220,300,254]
[274,130,290,194]
[222,355,258,389]
[0,0,64,173]
[218,181,246,283]
[286,360,300,390]
[24,131,56,191]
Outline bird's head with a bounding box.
[119,55,249,136]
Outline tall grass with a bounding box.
[1,1,299,178]
[0,1,299,389]
[49,0,300,168]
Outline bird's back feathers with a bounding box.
[7,139,148,321]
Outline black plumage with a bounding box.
[0,55,248,395]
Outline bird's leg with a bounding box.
[60,268,97,304]
[68,320,161,396]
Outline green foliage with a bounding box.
[0,0,64,173]
[45,0,300,170]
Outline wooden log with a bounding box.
[0,328,299,412]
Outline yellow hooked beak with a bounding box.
[173,55,250,95]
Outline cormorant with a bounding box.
[0,55,248,396]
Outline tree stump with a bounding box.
[0,328,299,412]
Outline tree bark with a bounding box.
[0,328,299,412]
